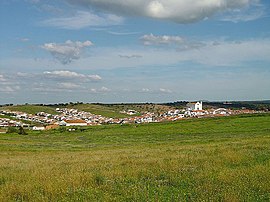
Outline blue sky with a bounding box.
[0,0,270,104]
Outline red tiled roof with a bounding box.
[65,119,87,124]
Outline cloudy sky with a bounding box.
[0,0,270,104]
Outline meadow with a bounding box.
[0,114,270,201]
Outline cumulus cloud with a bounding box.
[42,11,124,29]
[42,40,93,64]
[66,0,259,23]
[43,70,102,81]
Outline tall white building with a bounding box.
[186,101,203,111]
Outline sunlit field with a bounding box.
[0,114,270,201]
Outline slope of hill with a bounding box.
[65,103,175,118]
[0,105,58,115]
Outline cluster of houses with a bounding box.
[0,101,260,131]
[0,118,26,128]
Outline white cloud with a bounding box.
[141,34,184,46]
[42,11,124,29]
[42,40,93,64]
[0,74,6,82]
[90,88,97,93]
[108,31,140,36]
[58,82,80,89]
[16,72,31,77]
[100,86,111,92]
[159,88,172,93]
[20,38,30,42]
[56,38,267,73]
[26,0,40,4]
[139,88,172,94]
[43,70,102,81]
[88,75,102,81]
[221,4,265,23]
[90,87,111,93]
[141,88,150,92]
[0,85,20,93]
[66,0,260,23]
[141,34,205,51]
[40,4,63,14]
[119,54,143,59]
[190,39,270,66]
[0,86,15,93]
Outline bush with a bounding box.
[6,126,27,135]
[6,127,18,134]
[58,127,66,133]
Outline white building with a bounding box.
[186,101,203,111]
[32,126,45,131]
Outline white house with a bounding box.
[213,108,230,115]
[32,126,45,131]
[186,101,203,111]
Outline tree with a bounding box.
[18,126,27,135]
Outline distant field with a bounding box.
[66,103,174,118]
[0,105,58,115]
[0,114,270,201]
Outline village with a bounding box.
[0,102,263,131]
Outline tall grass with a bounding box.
[0,114,270,201]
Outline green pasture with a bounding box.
[0,105,58,115]
[0,114,269,201]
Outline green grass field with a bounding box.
[0,105,59,115]
[0,114,270,201]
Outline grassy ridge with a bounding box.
[67,103,174,118]
[0,105,58,115]
[0,114,270,201]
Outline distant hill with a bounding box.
[64,103,175,118]
[0,105,59,115]
[165,100,270,110]
[1,100,269,118]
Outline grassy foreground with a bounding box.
[0,114,270,201]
